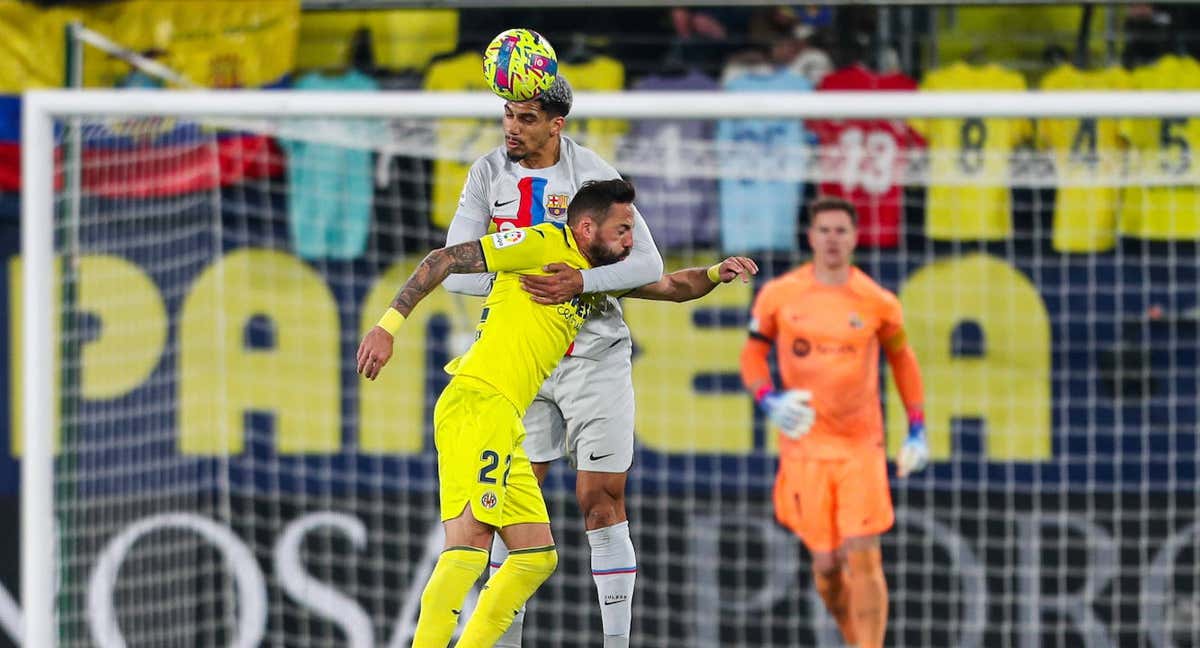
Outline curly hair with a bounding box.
[534,75,573,118]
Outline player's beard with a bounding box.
[587,242,631,267]
[505,148,527,162]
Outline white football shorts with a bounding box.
[522,338,635,473]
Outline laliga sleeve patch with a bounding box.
[748,317,760,333]
[491,230,527,249]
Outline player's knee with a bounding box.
[583,506,619,529]
[811,552,842,579]
[509,545,558,581]
[844,544,883,577]
[577,491,622,528]
[811,569,838,597]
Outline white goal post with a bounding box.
[21,88,1200,648]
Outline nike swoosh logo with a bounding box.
[451,609,461,615]
[493,199,517,208]
[589,452,615,461]
[603,598,627,606]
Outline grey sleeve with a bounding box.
[579,203,665,293]
[442,160,495,296]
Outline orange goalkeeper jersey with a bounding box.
[748,264,904,459]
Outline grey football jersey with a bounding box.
[444,136,664,360]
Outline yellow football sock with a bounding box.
[455,545,558,647]
[412,546,488,648]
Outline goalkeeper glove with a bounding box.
[896,413,929,477]
[756,388,815,439]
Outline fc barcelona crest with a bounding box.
[545,193,569,218]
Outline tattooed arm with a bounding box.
[357,241,486,380]
[389,241,487,317]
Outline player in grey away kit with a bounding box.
[443,76,660,648]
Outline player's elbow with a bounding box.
[424,247,449,267]
[647,253,664,279]
[418,247,458,281]
[629,247,664,285]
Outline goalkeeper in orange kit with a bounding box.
[740,197,928,648]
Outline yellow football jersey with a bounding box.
[558,56,628,161]
[1038,64,1132,252]
[447,222,594,413]
[1119,55,1200,241]
[915,62,1032,240]
[424,51,498,229]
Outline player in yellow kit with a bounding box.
[357,179,756,647]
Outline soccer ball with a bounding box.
[482,28,558,102]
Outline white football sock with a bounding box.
[489,534,525,648]
[587,520,636,645]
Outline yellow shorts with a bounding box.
[433,376,550,529]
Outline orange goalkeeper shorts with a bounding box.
[772,448,894,552]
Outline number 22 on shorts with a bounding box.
[478,450,512,486]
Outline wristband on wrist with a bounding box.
[376,307,405,335]
[706,263,722,284]
[753,384,773,403]
[907,408,925,436]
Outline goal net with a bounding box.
[20,89,1199,648]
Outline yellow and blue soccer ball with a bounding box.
[482,28,558,101]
